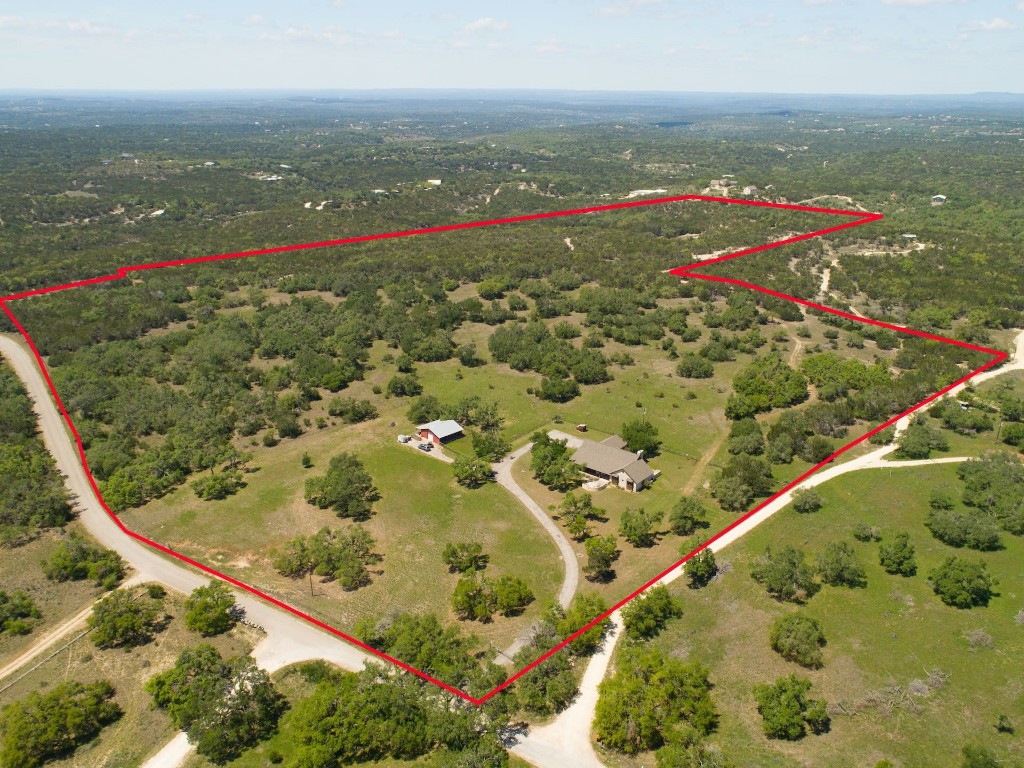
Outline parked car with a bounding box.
[417,442,433,452]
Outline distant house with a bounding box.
[418,420,464,445]
[742,185,759,196]
[571,435,657,493]
[932,194,947,204]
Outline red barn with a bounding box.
[417,420,464,445]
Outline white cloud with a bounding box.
[241,15,269,27]
[183,13,203,23]
[1018,1,1024,11]
[462,17,509,32]
[883,0,965,5]
[961,16,1015,31]
[260,25,353,46]
[534,38,567,54]
[0,15,125,37]
[749,14,776,28]
[795,26,834,45]
[598,0,663,18]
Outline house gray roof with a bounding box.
[620,458,656,484]
[418,420,464,439]
[600,435,628,450]
[571,436,654,482]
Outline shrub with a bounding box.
[327,397,378,423]
[925,509,1003,551]
[792,488,823,514]
[190,469,244,501]
[929,557,996,608]
[594,647,717,753]
[88,589,161,648]
[878,531,917,576]
[815,541,867,588]
[0,590,40,636]
[769,614,826,668]
[668,497,710,536]
[750,547,819,603]
[183,581,236,636]
[852,523,881,542]
[304,452,378,520]
[622,585,683,640]
[0,681,122,768]
[43,534,124,590]
[684,548,717,589]
[584,536,618,581]
[753,674,829,740]
[442,542,486,574]
[385,373,422,398]
[676,353,714,379]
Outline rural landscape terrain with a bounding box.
[1,91,1023,768]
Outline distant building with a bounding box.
[571,435,657,493]
[932,194,947,204]
[742,185,758,196]
[418,420,464,445]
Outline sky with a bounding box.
[0,0,1021,94]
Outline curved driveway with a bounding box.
[494,443,579,611]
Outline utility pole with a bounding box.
[309,571,314,597]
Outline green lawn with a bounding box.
[607,461,1024,768]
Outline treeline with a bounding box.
[0,364,73,545]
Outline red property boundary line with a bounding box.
[0,195,1007,705]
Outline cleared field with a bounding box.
[603,462,1024,768]
[120,418,563,652]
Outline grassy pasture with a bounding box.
[120,416,563,653]
[601,462,1024,768]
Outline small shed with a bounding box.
[931,194,947,204]
[418,420,464,445]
